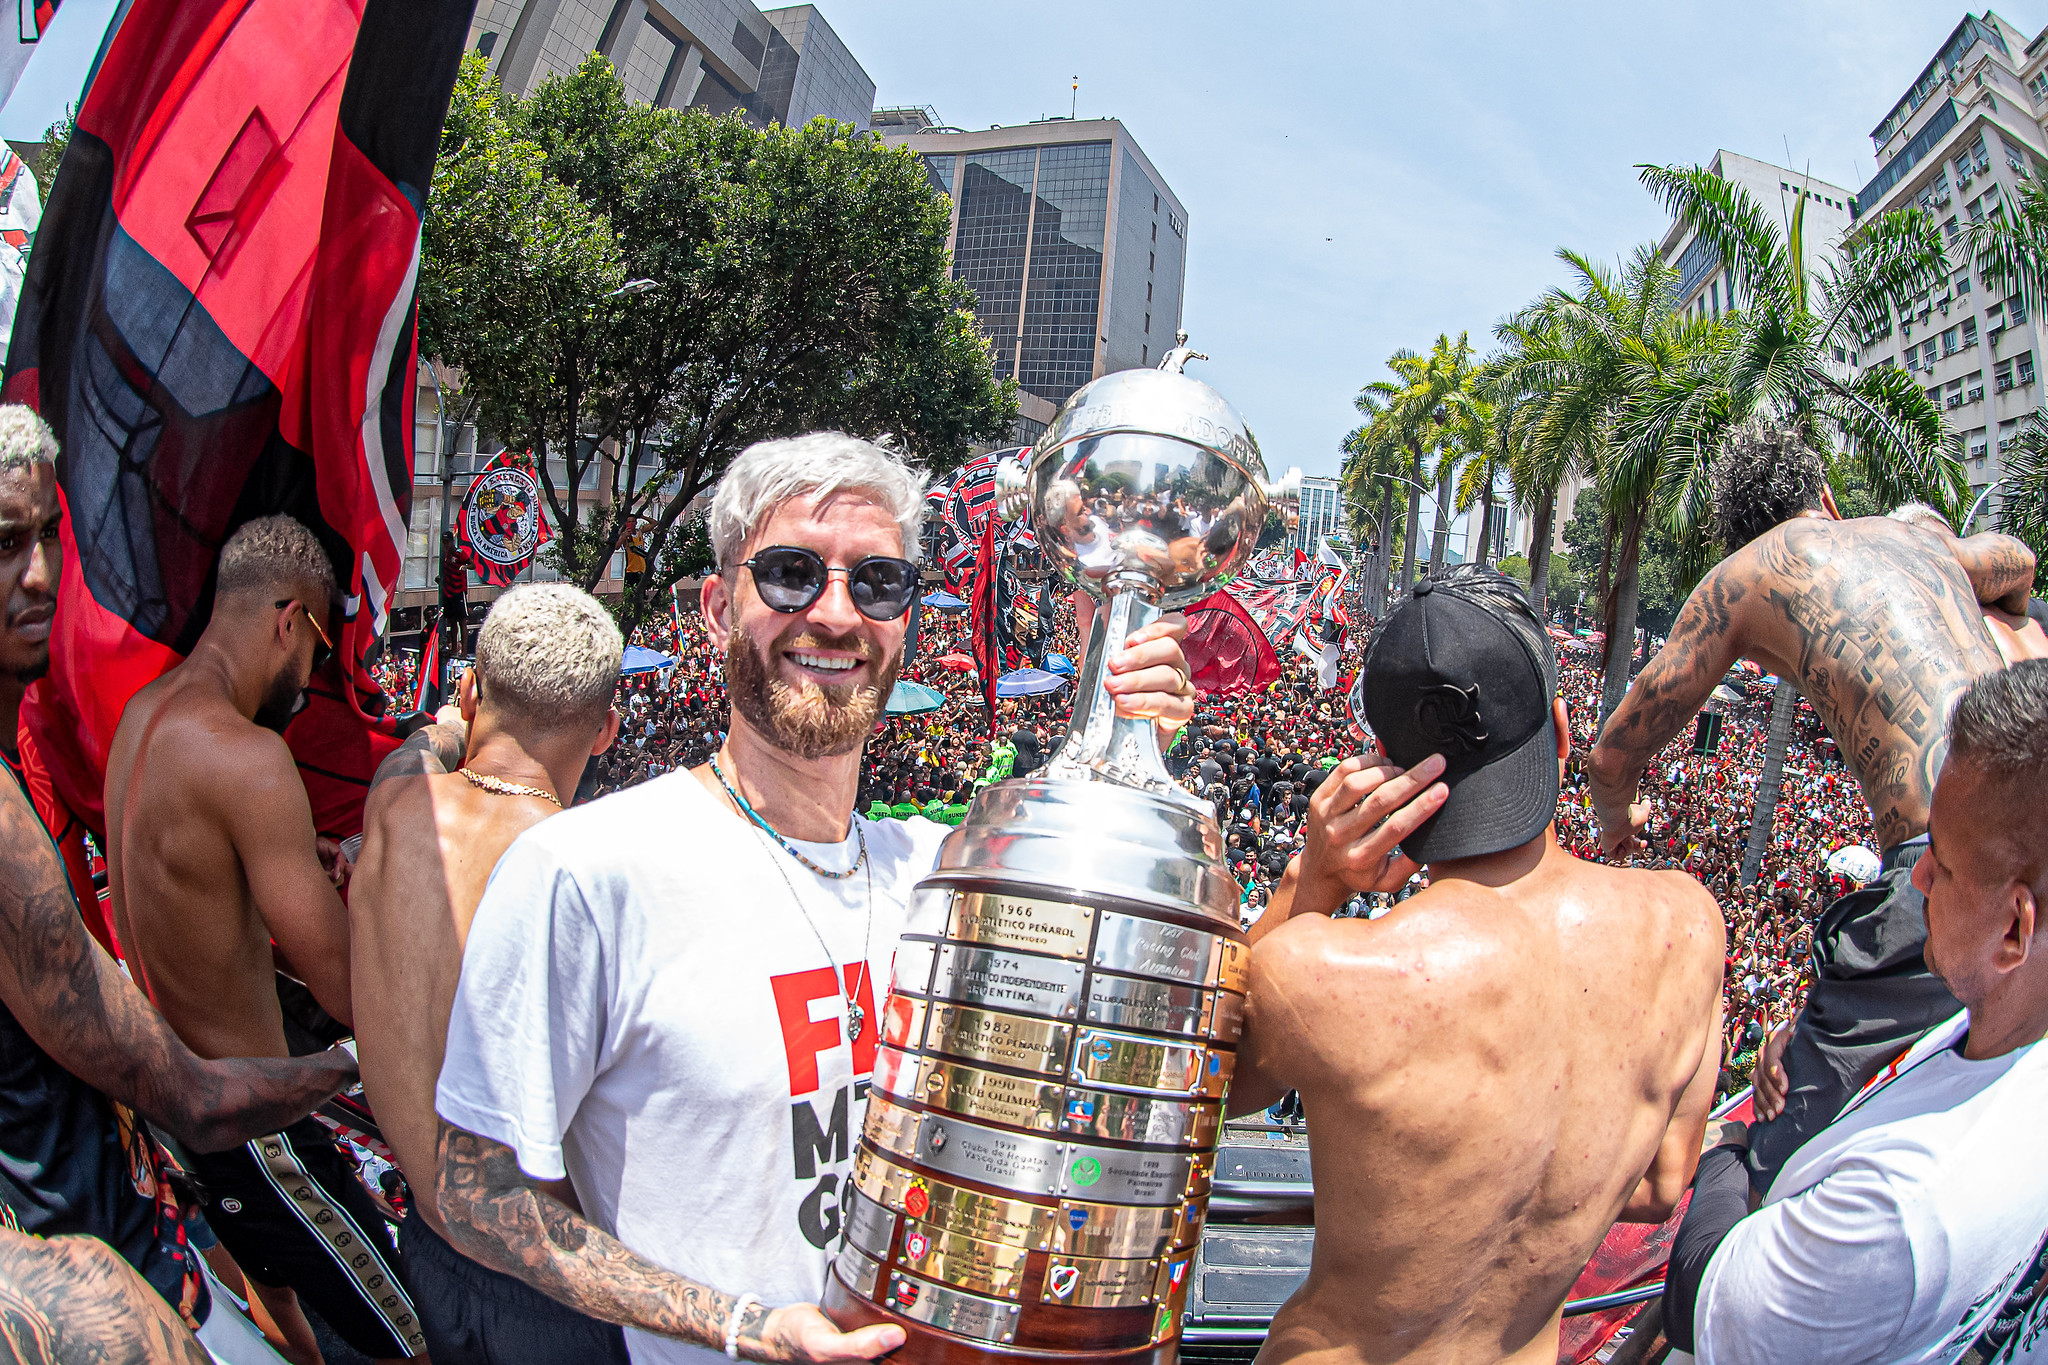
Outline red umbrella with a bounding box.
[937,652,975,672]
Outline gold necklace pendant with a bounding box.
[459,767,562,808]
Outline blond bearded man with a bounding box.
[433,434,1197,1365]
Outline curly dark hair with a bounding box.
[1711,427,1825,553]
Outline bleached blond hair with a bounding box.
[217,514,336,603]
[0,406,57,471]
[709,432,925,571]
[475,584,622,731]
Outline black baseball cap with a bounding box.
[1360,566,1560,863]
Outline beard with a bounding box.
[727,619,898,760]
[253,666,305,735]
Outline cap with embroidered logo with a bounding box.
[1359,565,1560,863]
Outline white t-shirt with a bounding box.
[1697,1011,2048,1364]
[436,771,952,1365]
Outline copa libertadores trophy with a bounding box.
[823,342,1300,1365]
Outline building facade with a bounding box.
[1657,150,1856,330]
[1292,475,1343,557]
[879,116,1190,443]
[467,0,873,128]
[1850,10,2048,522]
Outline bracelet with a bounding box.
[725,1293,761,1361]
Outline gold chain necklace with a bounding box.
[458,767,561,807]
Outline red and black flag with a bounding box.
[968,513,999,733]
[5,0,474,840]
[412,611,441,715]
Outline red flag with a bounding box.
[5,0,471,839]
[968,514,999,733]
[1182,589,1281,696]
[411,614,441,715]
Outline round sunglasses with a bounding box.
[741,546,918,621]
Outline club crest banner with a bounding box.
[459,452,553,586]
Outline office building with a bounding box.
[1849,10,2048,520]
[1657,150,1856,331]
[879,115,1189,442]
[467,0,874,128]
[1293,475,1343,557]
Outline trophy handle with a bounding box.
[1044,588,1205,810]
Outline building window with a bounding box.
[1996,357,2014,389]
[2022,351,2037,385]
[1150,222,1157,241]
[1943,325,1960,355]
[1146,281,1152,302]
[1152,193,1159,212]
[1834,345,1847,363]
[1144,312,1150,333]
[1958,273,1972,294]
[2012,294,2030,325]
[1967,370,1985,400]
[1964,317,1979,347]
[1141,344,1148,365]
[1148,251,1155,272]
[1710,280,1720,316]
[950,147,1040,384]
[1016,140,1112,404]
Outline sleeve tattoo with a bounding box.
[1954,533,2037,615]
[435,1120,774,1352]
[0,789,354,1153]
[0,1230,211,1365]
[1589,569,1747,812]
[369,721,468,791]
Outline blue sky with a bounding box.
[830,1,2029,480]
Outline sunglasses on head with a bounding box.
[740,546,918,621]
[276,599,335,669]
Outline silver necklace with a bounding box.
[738,803,875,1044]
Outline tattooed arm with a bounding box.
[369,720,468,792]
[0,1228,210,1364]
[1949,531,2036,615]
[1588,559,1751,855]
[0,781,356,1153]
[434,1120,904,1362]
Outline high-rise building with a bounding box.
[467,0,874,129]
[1292,475,1343,557]
[1657,150,1856,329]
[1849,11,2048,522]
[878,116,1189,442]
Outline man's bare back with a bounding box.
[1593,517,2033,853]
[349,727,557,1237]
[106,670,351,1061]
[1239,842,1723,1365]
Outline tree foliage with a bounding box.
[418,54,1016,629]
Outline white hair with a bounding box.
[709,432,925,571]
[0,406,58,471]
[475,584,623,731]
[1889,501,1955,536]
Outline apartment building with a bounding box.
[1850,10,2048,521]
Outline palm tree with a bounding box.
[1341,348,1439,609]
[1640,163,1963,882]
[1491,316,1596,622]
[1414,334,1485,575]
[1341,369,1408,613]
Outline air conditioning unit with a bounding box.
[1969,386,1986,401]
[1972,444,1990,459]
[1997,376,2016,391]
[1948,395,1965,408]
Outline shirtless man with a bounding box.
[0,409,356,1339]
[105,514,425,1362]
[1587,433,2037,1194]
[351,585,623,1364]
[1236,566,1724,1365]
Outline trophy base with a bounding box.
[822,1268,1181,1365]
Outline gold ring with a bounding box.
[1172,664,1194,698]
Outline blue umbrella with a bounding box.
[1043,652,1076,676]
[885,680,946,715]
[620,645,675,676]
[922,591,967,612]
[996,667,1069,697]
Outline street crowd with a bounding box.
[380,588,1873,1091]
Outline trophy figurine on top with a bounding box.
[822,342,1300,1365]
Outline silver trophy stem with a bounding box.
[1045,583,1201,807]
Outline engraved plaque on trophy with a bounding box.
[823,349,1300,1365]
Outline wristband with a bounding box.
[725,1293,761,1361]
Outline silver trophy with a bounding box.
[824,349,1300,1364]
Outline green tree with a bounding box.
[419,54,1015,631]
[1997,415,2048,592]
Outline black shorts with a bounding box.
[185,1116,426,1358]
[1746,835,1960,1197]
[402,1206,629,1365]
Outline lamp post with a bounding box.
[423,277,656,693]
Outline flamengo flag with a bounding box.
[1293,538,1351,690]
[1182,588,1281,696]
[968,513,1000,733]
[5,0,473,839]
[457,448,552,586]
[412,612,441,715]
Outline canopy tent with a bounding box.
[1826,845,1882,884]
[620,645,675,676]
[1710,684,1745,704]
[1043,652,1076,677]
[921,591,967,613]
[885,680,946,715]
[995,668,1069,697]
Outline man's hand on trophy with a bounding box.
[1292,747,1448,916]
[1103,613,1197,737]
[745,1303,905,1362]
